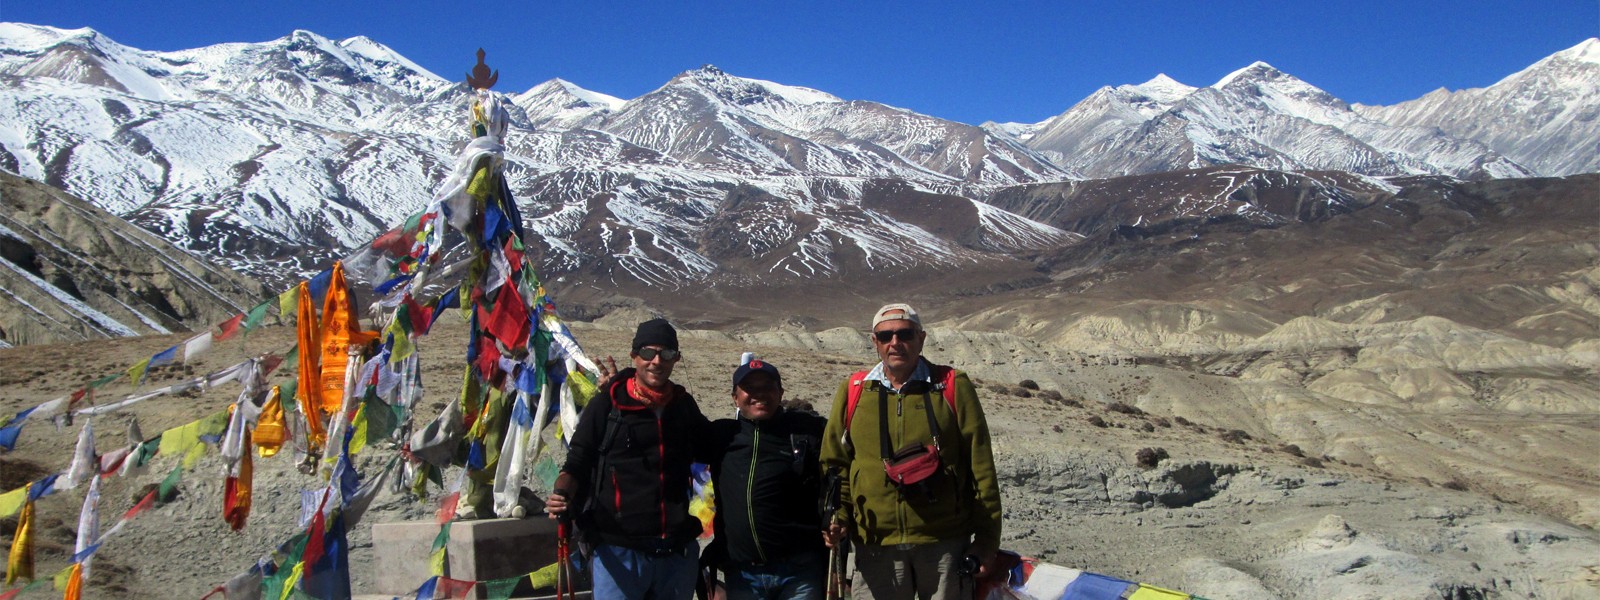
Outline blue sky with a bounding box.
[5,1,1594,124]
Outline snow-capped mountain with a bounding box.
[992,63,1533,180]
[0,22,1591,304]
[0,23,1075,292]
[1355,38,1600,176]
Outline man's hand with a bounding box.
[547,472,576,519]
[545,490,568,518]
[594,356,619,389]
[973,551,998,579]
[822,521,849,548]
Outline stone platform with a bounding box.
[369,517,586,599]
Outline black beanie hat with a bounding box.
[632,318,679,353]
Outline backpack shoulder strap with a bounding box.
[597,380,627,454]
[844,371,871,428]
[929,364,958,415]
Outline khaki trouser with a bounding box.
[851,539,970,600]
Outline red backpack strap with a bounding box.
[844,370,871,428]
[930,364,958,415]
[848,367,960,427]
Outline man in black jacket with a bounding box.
[700,357,828,600]
[547,318,708,600]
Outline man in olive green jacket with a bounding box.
[821,303,1002,600]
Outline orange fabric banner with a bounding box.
[62,563,82,600]
[296,281,326,448]
[319,261,377,416]
[254,387,287,457]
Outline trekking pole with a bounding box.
[822,467,846,600]
[554,487,573,600]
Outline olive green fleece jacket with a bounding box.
[820,364,1003,558]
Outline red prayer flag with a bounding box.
[438,577,476,599]
[216,314,246,342]
[123,490,156,519]
[437,491,460,525]
[483,278,529,347]
[403,295,433,335]
[503,236,524,270]
[302,492,330,569]
[474,336,502,382]
[259,354,285,376]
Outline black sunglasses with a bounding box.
[636,347,681,361]
[873,328,918,343]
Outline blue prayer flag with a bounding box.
[1061,573,1134,600]
[414,576,439,600]
[308,268,334,306]
[375,275,413,295]
[27,473,60,501]
[436,287,460,311]
[0,423,24,451]
[149,344,179,367]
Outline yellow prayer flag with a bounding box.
[527,561,561,590]
[567,371,597,409]
[127,358,151,388]
[278,286,300,324]
[429,545,447,577]
[1128,584,1190,600]
[279,562,304,600]
[182,441,208,469]
[5,495,33,585]
[49,564,72,590]
[0,485,26,519]
[158,420,202,457]
[387,318,414,364]
[349,403,369,455]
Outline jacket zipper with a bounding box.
[896,393,907,545]
[611,466,621,515]
[747,425,766,563]
[657,415,667,539]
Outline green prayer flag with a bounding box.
[431,522,452,551]
[363,396,398,446]
[244,301,272,332]
[533,455,560,489]
[90,373,122,388]
[484,575,523,600]
[157,465,183,499]
[278,378,297,403]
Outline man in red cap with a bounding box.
[699,356,829,600]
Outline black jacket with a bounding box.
[700,409,827,565]
[561,368,708,550]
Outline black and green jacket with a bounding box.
[700,409,828,565]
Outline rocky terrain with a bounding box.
[1,312,1596,599]
[0,170,262,346]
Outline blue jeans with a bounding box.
[724,551,827,600]
[592,541,700,600]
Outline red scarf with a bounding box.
[628,376,673,407]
